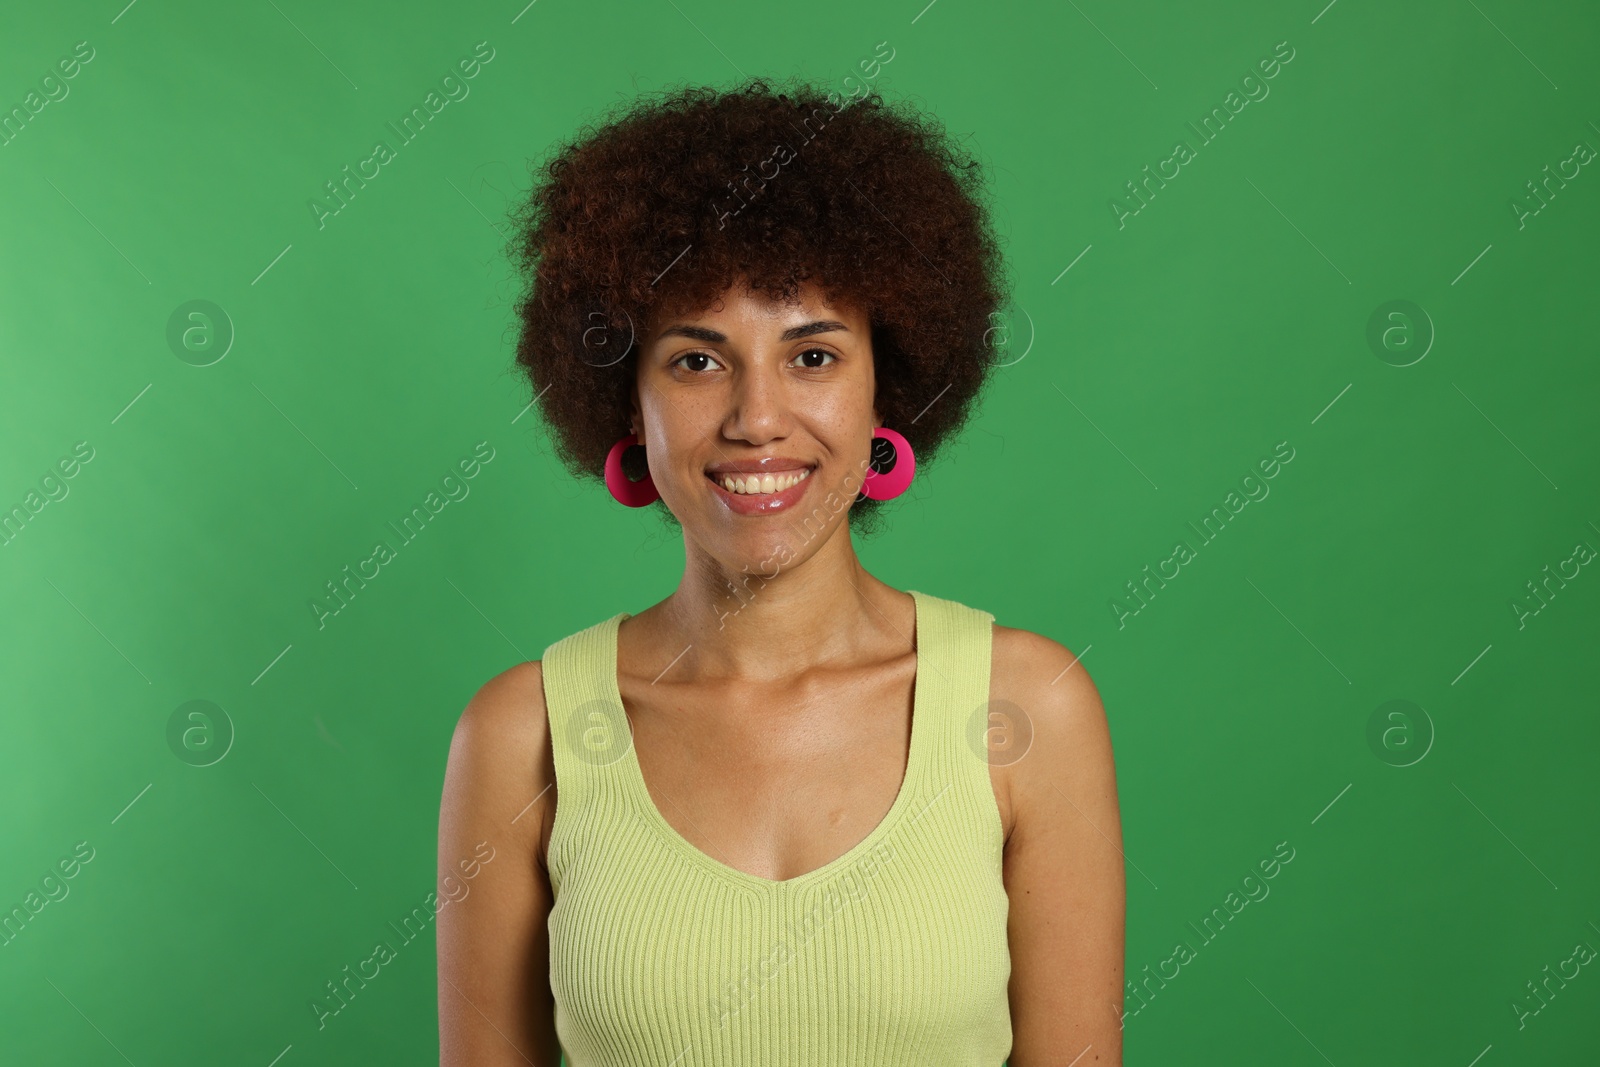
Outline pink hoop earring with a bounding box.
[604,434,660,507]
[860,426,915,501]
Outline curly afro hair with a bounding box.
[508,74,1010,536]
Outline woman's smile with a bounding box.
[704,462,817,514]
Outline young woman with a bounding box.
[438,77,1124,1067]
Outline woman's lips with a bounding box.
[705,467,816,515]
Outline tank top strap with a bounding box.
[539,613,635,891]
[907,588,995,726]
[904,589,1003,853]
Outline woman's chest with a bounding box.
[544,745,1014,1065]
[540,658,1016,882]
[548,843,1012,1064]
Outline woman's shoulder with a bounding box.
[918,589,1111,763]
[988,622,1096,697]
[461,659,549,729]
[448,605,627,758]
[985,619,1115,803]
[921,590,1094,688]
[451,660,553,773]
[445,660,556,868]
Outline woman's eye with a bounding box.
[792,348,836,369]
[672,349,834,372]
[673,352,720,373]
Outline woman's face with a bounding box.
[631,278,878,569]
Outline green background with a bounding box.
[3,0,1598,1063]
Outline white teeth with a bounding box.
[717,468,811,495]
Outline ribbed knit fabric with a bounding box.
[539,588,1013,1066]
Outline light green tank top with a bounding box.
[539,588,1013,1066]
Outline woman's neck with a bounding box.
[636,526,912,684]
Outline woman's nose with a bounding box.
[723,361,790,441]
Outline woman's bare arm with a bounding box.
[997,630,1126,1067]
[438,661,562,1067]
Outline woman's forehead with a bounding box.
[646,277,863,334]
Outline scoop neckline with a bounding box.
[602,589,930,892]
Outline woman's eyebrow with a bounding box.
[658,324,725,343]
[656,320,851,344]
[780,319,850,341]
